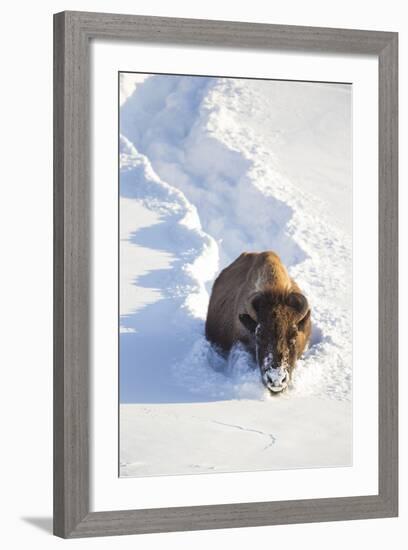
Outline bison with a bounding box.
[205,251,311,393]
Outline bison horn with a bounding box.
[286,292,309,319]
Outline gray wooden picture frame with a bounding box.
[53,10,398,539]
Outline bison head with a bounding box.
[239,291,310,393]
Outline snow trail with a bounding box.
[120,74,352,402]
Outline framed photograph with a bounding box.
[53,11,398,538]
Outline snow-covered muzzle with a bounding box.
[254,324,294,394]
[238,293,309,394]
[261,357,289,393]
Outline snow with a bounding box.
[119,73,149,106]
[120,398,352,477]
[119,73,352,476]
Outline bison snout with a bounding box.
[262,366,289,393]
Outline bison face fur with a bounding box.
[205,251,312,394]
[239,292,311,393]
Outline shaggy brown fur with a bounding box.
[205,251,311,390]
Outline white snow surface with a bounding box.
[120,398,352,477]
[119,74,352,476]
